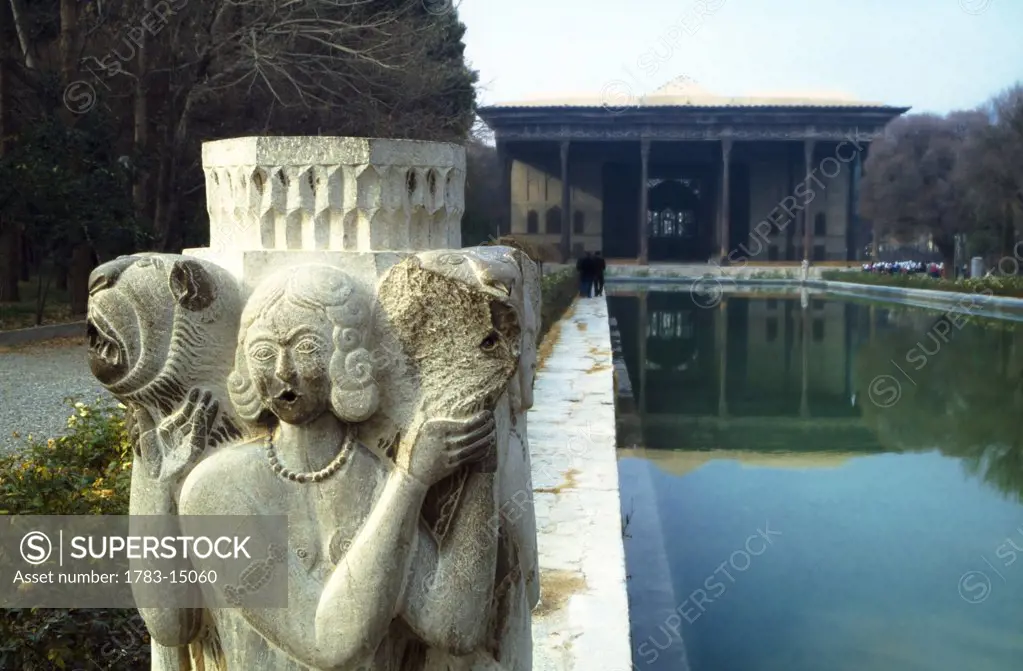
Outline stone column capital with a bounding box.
[200,136,465,256]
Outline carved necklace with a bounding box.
[264,428,356,484]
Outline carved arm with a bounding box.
[127,405,204,648]
[402,471,499,655]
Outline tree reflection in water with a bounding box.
[854,311,1023,502]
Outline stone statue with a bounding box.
[91,260,526,669]
[86,136,538,670]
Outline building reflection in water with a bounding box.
[609,288,1023,502]
[611,290,877,453]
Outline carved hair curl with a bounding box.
[227,265,380,425]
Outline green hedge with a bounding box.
[0,399,147,670]
[821,270,1023,298]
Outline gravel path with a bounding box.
[0,338,110,453]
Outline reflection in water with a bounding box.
[610,289,1023,671]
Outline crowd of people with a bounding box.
[572,254,951,293]
[576,251,606,297]
[861,261,944,278]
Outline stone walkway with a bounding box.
[0,339,107,452]
[528,295,632,671]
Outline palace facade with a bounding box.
[478,78,910,264]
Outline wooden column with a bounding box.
[496,139,512,238]
[717,299,728,417]
[719,139,733,261]
[785,143,796,260]
[860,145,878,262]
[638,138,650,264]
[800,303,810,418]
[845,146,859,261]
[801,139,816,262]
[638,292,648,414]
[560,140,571,260]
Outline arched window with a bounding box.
[573,211,585,234]
[814,212,826,236]
[526,210,539,234]
[545,206,562,234]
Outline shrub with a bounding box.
[0,398,148,670]
[0,398,131,516]
[484,235,544,262]
[539,268,576,341]
[483,235,563,264]
[821,270,1023,297]
[534,242,564,264]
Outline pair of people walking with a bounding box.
[576,251,605,298]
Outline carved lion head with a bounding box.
[86,254,243,425]
[376,254,521,418]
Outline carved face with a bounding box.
[244,304,332,426]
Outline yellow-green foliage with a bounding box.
[0,399,131,516]
[0,398,147,670]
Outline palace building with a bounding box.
[477,77,910,264]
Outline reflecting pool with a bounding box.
[609,287,1023,671]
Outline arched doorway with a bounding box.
[647,178,706,262]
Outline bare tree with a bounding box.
[956,84,1023,263]
[141,0,466,249]
[463,134,500,245]
[860,113,976,275]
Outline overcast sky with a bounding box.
[458,0,1023,115]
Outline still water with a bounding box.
[608,288,1023,671]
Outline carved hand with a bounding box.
[405,411,496,486]
[131,389,218,482]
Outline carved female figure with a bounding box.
[149,264,505,670]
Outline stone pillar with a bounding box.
[560,140,571,260]
[719,139,733,261]
[638,139,650,264]
[801,139,816,263]
[497,140,513,238]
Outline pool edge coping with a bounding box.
[528,295,632,671]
